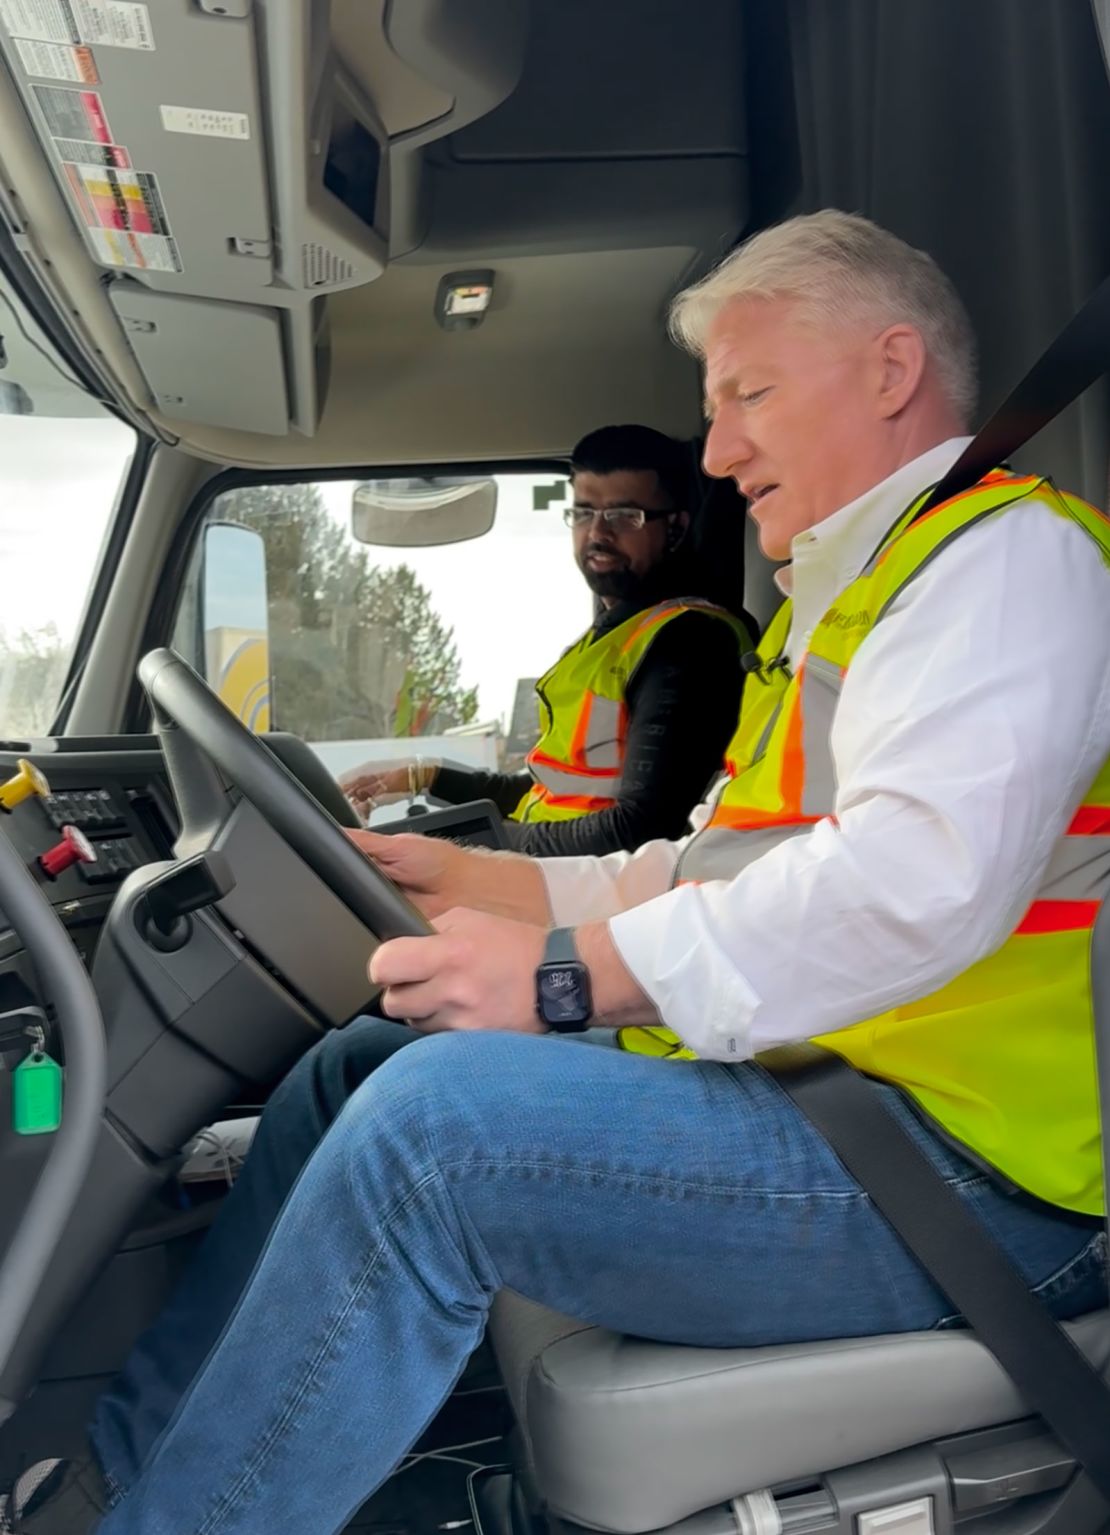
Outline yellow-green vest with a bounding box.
[621,471,1110,1216]
[513,600,750,824]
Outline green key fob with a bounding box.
[12,1051,62,1135]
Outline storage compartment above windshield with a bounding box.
[0,0,528,437]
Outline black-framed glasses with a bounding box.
[562,505,676,532]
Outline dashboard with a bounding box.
[0,736,175,988]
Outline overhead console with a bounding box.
[0,0,528,435]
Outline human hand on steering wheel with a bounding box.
[139,649,432,942]
[347,829,551,924]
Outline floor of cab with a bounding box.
[344,1350,512,1534]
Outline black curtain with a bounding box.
[748,0,1110,502]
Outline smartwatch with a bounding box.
[535,927,593,1032]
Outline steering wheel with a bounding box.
[0,830,106,1383]
[138,649,432,941]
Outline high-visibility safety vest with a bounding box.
[620,471,1110,1216]
[512,600,751,824]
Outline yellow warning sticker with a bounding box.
[61,162,181,271]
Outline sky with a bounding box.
[0,414,136,650]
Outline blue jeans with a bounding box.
[91,1018,1106,1534]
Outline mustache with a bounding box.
[584,542,627,561]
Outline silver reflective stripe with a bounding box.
[581,693,623,770]
[799,655,842,818]
[747,694,787,769]
[1035,830,1110,904]
[528,758,622,799]
[677,822,807,883]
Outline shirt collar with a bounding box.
[773,436,974,597]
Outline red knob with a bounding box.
[39,825,96,880]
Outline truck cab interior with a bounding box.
[2,3,1110,1533]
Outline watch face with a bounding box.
[537,964,592,1027]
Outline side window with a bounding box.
[172,472,584,777]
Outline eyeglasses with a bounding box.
[562,505,676,532]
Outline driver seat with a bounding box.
[488,1296,1110,1532]
[486,916,1110,1534]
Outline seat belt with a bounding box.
[761,271,1110,1500]
[762,1044,1110,1502]
[918,268,1110,513]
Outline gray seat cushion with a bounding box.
[488,1292,1110,1534]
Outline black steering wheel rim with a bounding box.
[138,648,431,941]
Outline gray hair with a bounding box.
[670,210,978,423]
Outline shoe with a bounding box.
[4,1458,108,1532]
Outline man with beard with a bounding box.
[342,424,750,856]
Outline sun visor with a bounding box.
[0,0,526,437]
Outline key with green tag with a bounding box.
[13,1034,62,1136]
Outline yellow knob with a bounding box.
[0,758,50,812]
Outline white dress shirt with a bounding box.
[540,439,1110,1059]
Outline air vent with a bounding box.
[302,243,355,288]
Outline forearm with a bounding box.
[465,848,554,923]
[575,920,659,1029]
[505,797,670,857]
[435,764,531,817]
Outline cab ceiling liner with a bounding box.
[414,0,750,265]
[0,0,529,437]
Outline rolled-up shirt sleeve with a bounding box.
[540,838,682,925]
[607,503,1110,1060]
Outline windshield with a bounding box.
[0,278,136,739]
[176,471,591,779]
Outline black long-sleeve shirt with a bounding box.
[434,601,746,857]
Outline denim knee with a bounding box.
[334,1030,512,1177]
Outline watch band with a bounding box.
[543,927,578,964]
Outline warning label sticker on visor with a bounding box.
[0,0,154,50]
[62,161,181,271]
[13,37,97,79]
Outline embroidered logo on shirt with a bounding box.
[822,607,872,632]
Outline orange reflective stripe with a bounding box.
[527,749,620,783]
[568,693,593,767]
[781,663,809,809]
[1015,899,1099,935]
[707,804,823,832]
[1068,806,1110,836]
[527,786,617,814]
[702,688,815,831]
[620,603,689,653]
[875,473,1042,567]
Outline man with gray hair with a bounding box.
[19,211,1110,1534]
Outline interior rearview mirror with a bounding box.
[199,521,272,731]
[351,476,498,547]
